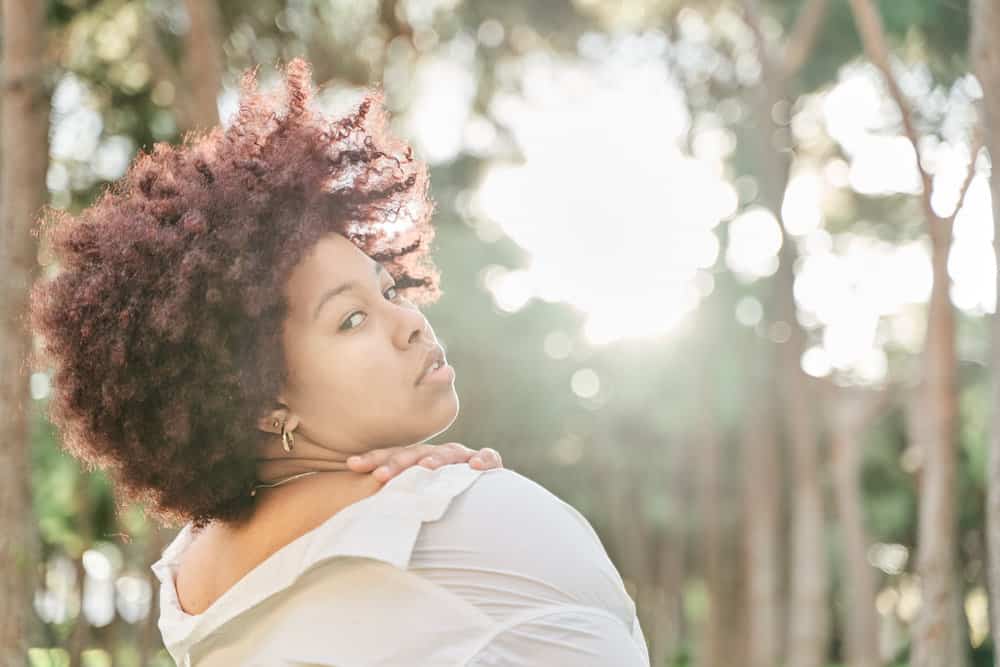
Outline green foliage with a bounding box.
[769,0,971,91]
[861,410,918,544]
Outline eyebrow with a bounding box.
[313,262,387,322]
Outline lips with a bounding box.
[416,346,446,385]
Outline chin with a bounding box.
[421,392,460,439]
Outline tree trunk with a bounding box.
[180,0,223,131]
[825,385,892,667]
[970,3,1000,666]
[910,229,963,667]
[750,60,829,667]
[653,440,691,666]
[743,360,783,667]
[0,0,49,663]
[696,385,725,667]
[778,255,829,667]
[66,473,94,666]
[846,2,966,664]
[740,2,833,663]
[145,0,224,133]
[830,433,880,667]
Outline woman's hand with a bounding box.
[346,442,503,482]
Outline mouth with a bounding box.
[416,346,447,386]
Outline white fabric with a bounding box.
[151,463,650,666]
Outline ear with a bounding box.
[256,409,286,435]
[255,400,302,434]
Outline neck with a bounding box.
[249,466,383,517]
[255,428,359,483]
[255,456,352,484]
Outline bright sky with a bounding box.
[468,34,736,345]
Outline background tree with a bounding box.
[848,1,977,664]
[972,3,1000,666]
[0,0,50,662]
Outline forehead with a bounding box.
[285,233,376,301]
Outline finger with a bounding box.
[470,447,503,469]
[435,442,474,459]
[418,455,443,469]
[346,449,388,471]
[373,444,439,481]
[348,445,423,472]
[422,442,478,469]
[416,442,473,470]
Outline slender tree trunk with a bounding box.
[847,2,967,664]
[911,227,963,667]
[0,1,49,664]
[145,1,224,133]
[655,440,691,666]
[66,473,94,666]
[971,4,1000,666]
[750,57,830,667]
[744,359,783,667]
[831,432,880,667]
[740,2,833,663]
[719,480,750,665]
[180,0,223,131]
[696,382,725,667]
[778,256,829,667]
[825,385,892,667]
[689,292,749,667]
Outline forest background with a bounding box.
[2,1,999,666]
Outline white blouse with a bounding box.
[151,462,650,666]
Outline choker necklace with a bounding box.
[250,470,322,497]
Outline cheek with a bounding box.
[286,315,427,406]
[296,333,404,404]
[283,328,349,397]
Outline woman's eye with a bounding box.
[339,286,404,331]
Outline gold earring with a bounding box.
[281,422,295,453]
[272,418,280,429]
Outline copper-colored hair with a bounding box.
[29,58,441,529]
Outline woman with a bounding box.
[29,59,649,666]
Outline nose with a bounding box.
[395,301,433,349]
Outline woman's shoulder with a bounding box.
[440,469,652,667]
[430,466,608,554]
[414,466,633,614]
[452,465,602,538]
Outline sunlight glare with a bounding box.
[473,39,732,344]
[725,206,782,281]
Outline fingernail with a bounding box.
[422,457,439,468]
[375,465,390,478]
[348,456,361,464]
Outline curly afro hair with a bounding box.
[29,58,442,530]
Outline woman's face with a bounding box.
[275,232,458,455]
